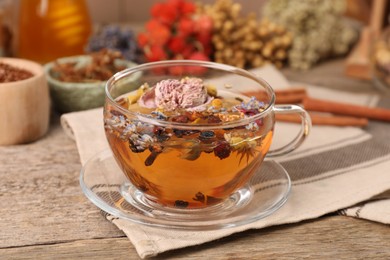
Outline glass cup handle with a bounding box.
[266,104,312,157]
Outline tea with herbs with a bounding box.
[104,77,274,209]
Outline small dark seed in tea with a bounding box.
[174,200,189,208]
[193,192,205,203]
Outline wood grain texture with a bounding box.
[0,116,123,248]
[2,217,389,259]
[1,60,389,259]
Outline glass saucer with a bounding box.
[80,149,291,230]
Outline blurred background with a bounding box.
[0,0,389,81]
[6,0,266,24]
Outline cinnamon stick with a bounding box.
[275,92,307,104]
[303,97,390,122]
[244,87,307,104]
[276,113,369,127]
[275,87,307,96]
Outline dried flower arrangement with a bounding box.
[199,0,292,69]
[137,0,213,62]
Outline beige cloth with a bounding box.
[62,65,390,258]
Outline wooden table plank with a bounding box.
[0,118,123,248]
[2,217,389,259]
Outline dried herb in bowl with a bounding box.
[44,48,138,113]
[50,49,127,83]
[0,62,34,83]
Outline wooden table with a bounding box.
[1,60,389,259]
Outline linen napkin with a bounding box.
[62,65,390,258]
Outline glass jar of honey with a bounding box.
[17,0,92,64]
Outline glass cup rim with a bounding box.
[105,60,276,130]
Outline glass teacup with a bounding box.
[104,60,311,210]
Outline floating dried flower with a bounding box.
[238,96,265,111]
[138,77,213,112]
[225,133,259,164]
[235,138,258,164]
[128,133,153,153]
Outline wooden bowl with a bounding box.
[0,58,50,145]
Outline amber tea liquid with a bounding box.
[105,91,274,209]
